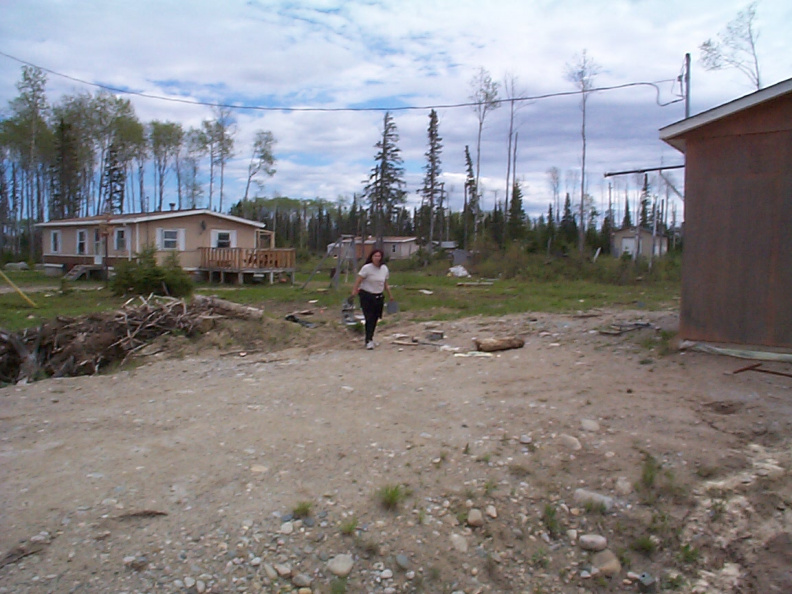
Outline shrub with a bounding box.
[112,245,193,298]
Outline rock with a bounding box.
[558,434,582,450]
[573,488,614,511]
[566,529,578,543]
[327,554,354,577]
[467,508,484,527]
[184,577,196,588]
[519,434,532,444]
[263,563,278,580]
[486,505,497,518]
[280,521,294,534]
[615,476,633,495]
[292,573,312,587]
[381,568,393,579]
[581,419,600,432]
[450,533,469,552]
[579,534,608,551]
[395,554,410,570]
[591,549,621,577]
[274,563,292,577]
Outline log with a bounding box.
[473,336,525,352]
[192,295,264,320]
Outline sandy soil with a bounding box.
[2,305,791,593]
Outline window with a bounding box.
[391,244,397,253]
[114,229,126,251]
[77,230,87,255]
[211,229,236,248]
[51,230,61,253]
[162,229,179,250]
[216,232,231,248]
[94,229,101,254]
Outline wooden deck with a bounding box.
[198,247,297,284]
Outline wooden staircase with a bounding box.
[63,265,91,281]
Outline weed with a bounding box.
[583,500,608,515]
[663,573,686,590]
[508,463,530,478]
[292,500,312,519]
[483,479,498,496]
[330,577,347,594]
[376,484,406,510]
[639,358,654,365]
[615,546,632,570]
[710,498,726,522]
[639,452,660,489]
[417,508,426,525]
[541,504,561,538]
[463,442,470,455]
[531,547,550,568]
[428,566,441,581]
[477,453,492,464]
[678,543,700,564]
[354,535,380,557]
[339,517,358,536]
[631,535,657,556]
[695,464,719,479]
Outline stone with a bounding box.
[274,563,292,577]
[292,573,312,587]
[395,554,410,570]
[327,554,354,577]
[467,508,484,527]
[591,549,621,577]
[280,521,294,535]
[615,476,633,495]
[381,569,393,579]
[519,434,532,444]
[486,505,498,518]
[450,533,469,552]
[573,488,614,511]
[263,563,278,580]
[581,419,600,432]
[558,434,582,450]
[578,534,607,551]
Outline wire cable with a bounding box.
[1,49,683,113]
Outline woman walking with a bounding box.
[351,249,393,350]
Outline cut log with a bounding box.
[473,336,525,352]
[192,295,264,320]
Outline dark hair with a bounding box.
[365,248,385,265]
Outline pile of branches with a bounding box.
[0,295,262,385]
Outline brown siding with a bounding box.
[680,96,792,348]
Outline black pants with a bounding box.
[358,290,384,343]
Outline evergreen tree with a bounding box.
[507,180,526,242]
[639,175,650,228]
[363,112,406,244]
[622,195,632,229]
[419,109,443,250]
[463,145,477,249]
[559,193,578,246]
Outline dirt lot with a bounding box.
[2,305,792,593]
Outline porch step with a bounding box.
[64,265,90,281]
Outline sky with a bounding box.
[1,0,791,223]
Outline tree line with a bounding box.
[0,66,275,260]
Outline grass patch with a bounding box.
[339,516,358,536]
[376,484,407,511]
[292,500,312,519]
[678,543,700,564]
[541,504,561,538]
[631,535,657,556]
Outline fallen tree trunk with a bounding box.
[473,336,525,352]
[192,295,264,320]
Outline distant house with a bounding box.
[660,77,792,348]
[326,236,419,261]
[36,209,296,283]
[611,227,668,259]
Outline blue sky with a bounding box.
[1,0,790,221]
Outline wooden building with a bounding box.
[660,78,792,348]
[36,209,296,284]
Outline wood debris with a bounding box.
[473,336,525,352]
[0,294,261,385]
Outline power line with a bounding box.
[1,49,681,113]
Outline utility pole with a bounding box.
[684,53,691,118]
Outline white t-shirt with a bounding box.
[358,263,389,294]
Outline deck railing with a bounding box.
[199,247,296,270]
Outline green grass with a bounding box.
[376,484,407,510]
[1,259,680,333]
[292,500,313,519]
